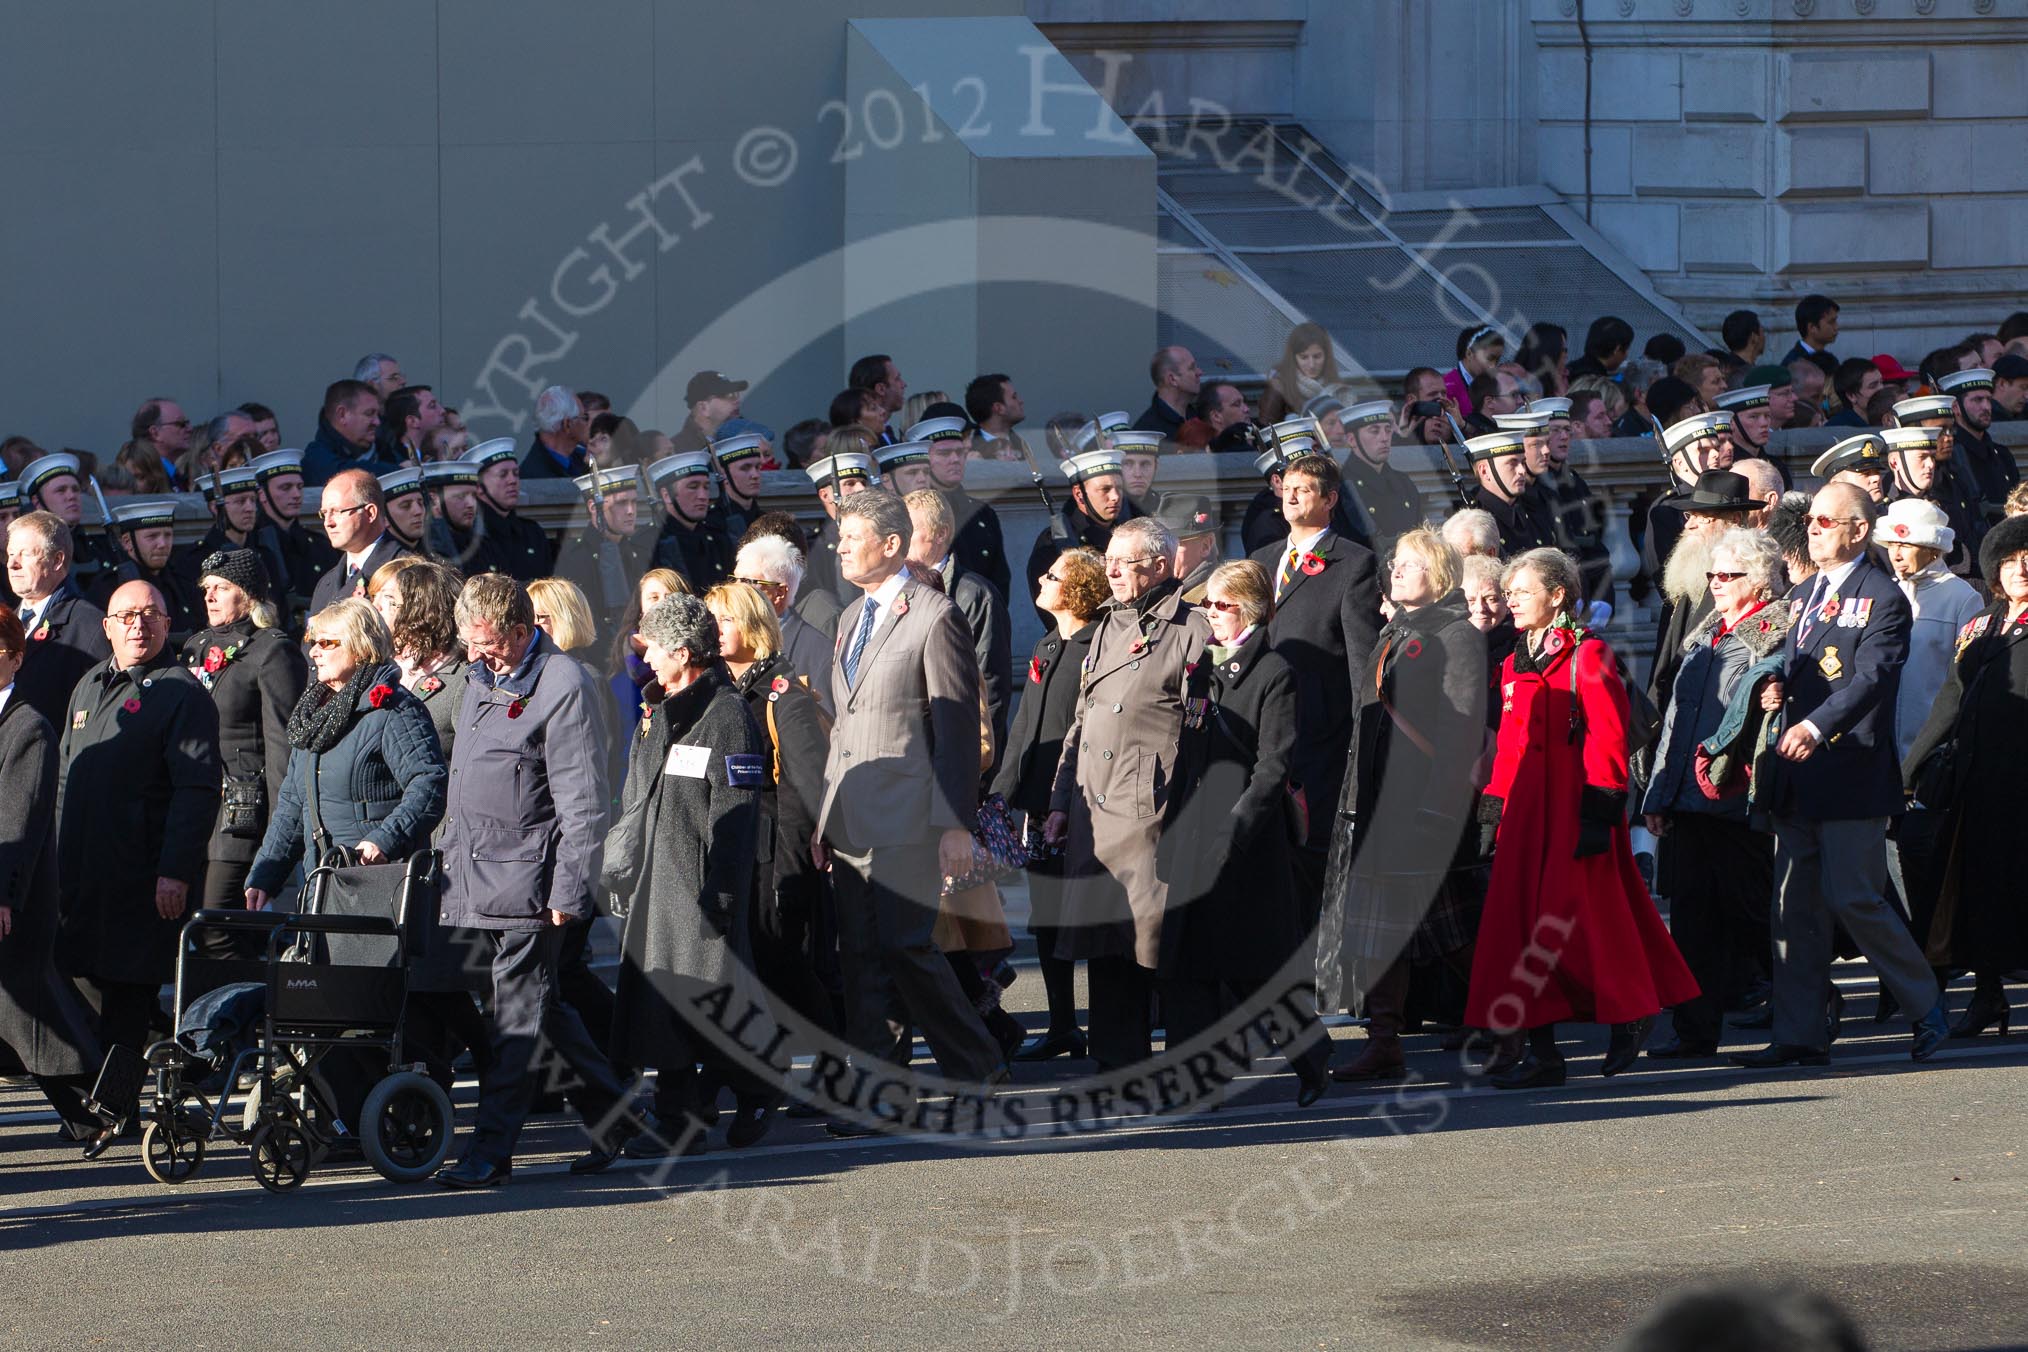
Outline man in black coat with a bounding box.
[647,450,735,593]
[464,439,553,583]
[56,579,220,1057]
[1025,448,1143,615]
[1939,367,2019,523]
[554,466,657,650]
[6,512,111,731]
[1461,430,1548,556]
[706,431,768,546]
[1339,399,1428,557]
[422,461,492,575]
[1883,417,1981,579]
[1247,453,1381,913]
[309,468,411,615]
[910,406,1011,600]
[1242,432,1373,556]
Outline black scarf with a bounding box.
[285,662,379,753]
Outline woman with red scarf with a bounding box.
[1467,548,1697,1088]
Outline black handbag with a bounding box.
[301,752,437,965]
[219,773,267,839]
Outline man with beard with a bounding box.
[247,448,326,629]
[1516,397,1613,607]
[1646,469,1764,714]
[799,448,877,610]
[1023,446,1141,613]
[647,450,734,593]
[377,466,432,553]
[1811,434,1894,508]
[707,430,768,543]
[1938,367,2019,519]
[1337,399,1426,556]
[1647,412,1737,582]
[908,405,1009,600]
[464,438,552,582]
[1461,429,1545,556]
[422,461,489,573]
[92,500,202,648]
[15,453,121,594]
[554,465,656,648]
[1716,381,1795,489]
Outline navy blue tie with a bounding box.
[842,598,878,687]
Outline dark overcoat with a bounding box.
[0,695,99,1076]
[12,579,109,733]
[181,619,307,865]
[991,620,1097,931]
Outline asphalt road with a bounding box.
[3,969,2024,1352]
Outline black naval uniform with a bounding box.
[944,485,1010,601]
[253,512,329,630]
[1340,453,1427,558]
[1478,490,1550,557]
[708,487,762,549]
[1024,498,1143,611]
[554,524,658,651]
[1523,468,1614,604]
[652,510,734,593]
[800,515,853,612]
[475,500,554,583]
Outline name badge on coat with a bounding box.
[665,743,710,778]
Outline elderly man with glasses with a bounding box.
[55,579,220,1068]
[1042,515,1213,1070]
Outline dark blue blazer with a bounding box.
[1767,552,1909,821]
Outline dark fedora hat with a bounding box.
[1659,469,1761,514]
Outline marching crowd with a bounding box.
[2,291,2026,1186]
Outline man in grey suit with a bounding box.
[813,491,1006,1125]
[434,574,627,1186]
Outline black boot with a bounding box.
[1491,1025,1566,1090]
[1950,973,2011,1039]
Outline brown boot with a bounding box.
[1330,1034,1406,1082]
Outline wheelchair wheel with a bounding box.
[141,1116,206,1185]
[249,1122,312,1192]
[358,1072,454,1183]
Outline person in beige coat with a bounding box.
[1045,516,1212,1070]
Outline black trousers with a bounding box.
[557,917,615,1049]
[1664,813,1774,1044]
[1887,807,1949,953]
[74,977,164,1057]
[1087,954,1152,1072]
[467,926,626,1164]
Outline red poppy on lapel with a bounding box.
[1298,552,1325,576]
[1402,638,1423,659]
[771,675,790,694]
[32,621,52,642]
[892,593,909,618]
[121,697,142,714]
[507,697,526,719]
[1029,656,1045,684]
[420,675,444,695]
[203,646,227,673]
[368,683,394,709]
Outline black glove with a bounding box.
[1575,785,1626,860]
[1476,795,1504,858]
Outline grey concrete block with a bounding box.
[1867,123,1973,196]
[1537,125,1633,199]
[1932,197,2028,269]
[1632,126,1766,197]
[439,0,655,145]
[1683,50,1768,123]
[1774,202,1927,271]
[1775,127,1867,198]
[1932,47,2028,120]
[0,5,213,152]
[217,0,437,148]
[1594,201,1681,272]
[1681,204,1767,273]
[1537,47,1680,123]
[1778,52,1929,122]
[1970,124,2028,191]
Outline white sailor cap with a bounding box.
[1528,397,1574,423]
[1464,430,1528,464]
[1340,399,1396,429]
[875,440,932,471]
[0,480,17,509]
[110,498,179,532]
[647,451,714,485]
[1938,367,1995,396]
[203,466,262,502]
[462,437,519,471]
[1252,445,1287,478]
[709,432,767,465]
[1060,448,1125,483]
[1715,384,1772,413]
[377,466,425,501]
[1882,425,1946,454]
[1274,431,1323,461]
[421,461,480,489]
[574,465,643,497]
[1073,411,1132,451]
[904,415,970,444]
[1893,395,1957,424]
[20,452,82,498]
[1268,415,1325,448]
[248,449,305,482]
[1490,411,1553,433]
[1112,430,1164,454]
[1661,412,1733,454]
[1810,434,1891,480]
[806,452,878,488]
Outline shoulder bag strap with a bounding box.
[302,750,335,860]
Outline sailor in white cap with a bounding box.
[92,498,201,645]
[1937,367,2016,523]
[706,429,769,542]
[1113,430,1164,509]
[1514,398,1612,606]
[1714,381,1793,489]
[421,460,489,572]
[1021,444,1142,610]
[1647,412,1737,571]
[801,448,879,607]
[1464,429,1545,555]
[907,404,1009,600]
[1337,398,1426,554]
[645,450,733,593]
[1882,424,1978,576]
[377,466,430,553]
[554,464,654,645]
[1811,433,1893,506]
[461,437,552,582]
[182,464,280,608]
[14,451,123,588]
[245,448,320,624]
[872,438,933,495]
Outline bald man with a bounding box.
[55,580,220,1062]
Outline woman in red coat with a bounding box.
[1466,548,1697,1088]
